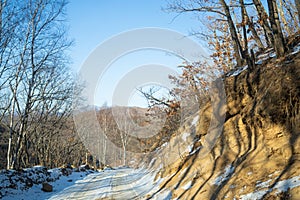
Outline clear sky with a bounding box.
[67,1,204,107]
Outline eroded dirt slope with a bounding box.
[147,52,300,199]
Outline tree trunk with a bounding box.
[239,3,264,51]
[123,144,126,166]
[253,0,275,47]
[7,89,16,169]
[219,0,244,67]
[85,152,88,165]
[278,0,291,35]
[120,131,127,166]
[102,116,108,165]
[295,0,300,23]
[239,0,249,55]
[12,123,25,169]
[13,77,33,169]
[239,0,255,69]
[102,135,107,165]
[268,0,286,57]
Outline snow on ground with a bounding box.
[182,181,192,190]
[227,65,248,77]
[240,175,300,200]
[213,164,235,186]
[1,166,94,200]
[181,132,190,142]
[161,142,168,148]
[192,115,199,126]
[1,166,170,200]
[49,167,168,200]
[225,43,300,77]
[256,48,276,62]
[149,157,157,168]
[0,166,61,192]
[256,179,272,188]
[187,144,193,153]
[189,146,201,155]
[225,45,298,77]
[289,43,300,55]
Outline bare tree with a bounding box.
[166,0,246,66]
[0,0,19,122]
[267,0,286,57]
[252,0,275,47]
[97,104,112,166]
[3,0,73,169]
[219,0,245,66]
[26,65,78,167]
[113,108,132,166]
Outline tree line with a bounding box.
[75,105,181,168]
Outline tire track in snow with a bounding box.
[48,168,160,200]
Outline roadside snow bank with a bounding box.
[0,165,94,199]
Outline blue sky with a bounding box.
[67,1,203,107]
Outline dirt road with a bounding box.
[48,168,170,200]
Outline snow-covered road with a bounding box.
[48,168,167,200]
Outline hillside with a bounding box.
[144,45,300,199]
[2,46,300,200]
